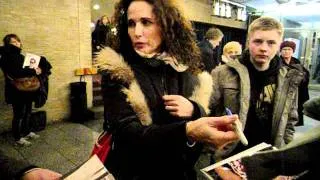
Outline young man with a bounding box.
[198,27,224,72]
[209,17,304,178]
[280,40,310,126]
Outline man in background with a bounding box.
[198,27,224,72]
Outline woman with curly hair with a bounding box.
[94,0,239,179]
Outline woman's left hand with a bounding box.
[163,95,194,118]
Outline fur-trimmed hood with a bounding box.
[95,47,213,126]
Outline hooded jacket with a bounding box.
[95,47,213,180]
[210,51,304,159]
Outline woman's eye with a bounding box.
[141,19,152,26]
[127,20,135,27]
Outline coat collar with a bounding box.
[95,47,213,126]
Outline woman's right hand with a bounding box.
[186,115,239,149]
[35,67,42,75]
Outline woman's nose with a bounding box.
[134,23,143,37]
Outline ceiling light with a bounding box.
[93,4,100,10]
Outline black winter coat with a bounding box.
[0,45,37,104]
[96,48,213,180]
[0,150,37,180]
[198,39,219,72]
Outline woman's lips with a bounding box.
[257,55,268,59]
[134,42,145,49]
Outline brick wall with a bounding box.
[0,0,92,123]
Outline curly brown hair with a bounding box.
[112,0,201,73]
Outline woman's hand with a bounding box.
[186,116,239,149]
[215,167,241,180]
[35,67,42,75]
[163,95,194,118]
[22,168,62,180]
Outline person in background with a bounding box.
[209,17,304,179]
[220,41,242,64]
[313,55,320,83]
[280,40,310,126]
[198,27,224,72]
[94,0,239,179]
[92,15,112,52]
[0,150,61,180]
[0,34,41,146]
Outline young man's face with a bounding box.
[248,29,282,71]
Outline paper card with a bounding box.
[23,53,41,69]
[200,142,272,180]
[63,155,115,180]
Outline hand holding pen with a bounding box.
[225,108,248,146]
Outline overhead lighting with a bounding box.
[93,4,100,10]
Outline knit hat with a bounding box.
[280,41,296,52]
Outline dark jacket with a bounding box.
[34,56,52,108]
[92,24,111,51]
[0,45,37,104]
[281,56,310,126]
[0,150,37,180]
[96,48,213,180]
[242,126,320,179]
[210,51,304,159]
[198,39,219,73]
[303,96,320,120]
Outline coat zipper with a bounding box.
[161,66,168,95]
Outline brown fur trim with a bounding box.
[122,81,152,126]
[189,71,213,114]
[94,47,152,126]
[94,47,135,83]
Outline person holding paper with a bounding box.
[208,17,304,179]
[0,150,61,180]
[94,0,239,179]
[0,34,42,146]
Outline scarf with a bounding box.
[135,50,188,72]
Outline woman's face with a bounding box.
[102,16,109,25]
[281,47,294,59]
[10,37,21,48]
[127,1,162,56]
[225,49,241,60]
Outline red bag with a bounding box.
[91,131,112,163]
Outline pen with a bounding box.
[225,108,248,146]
